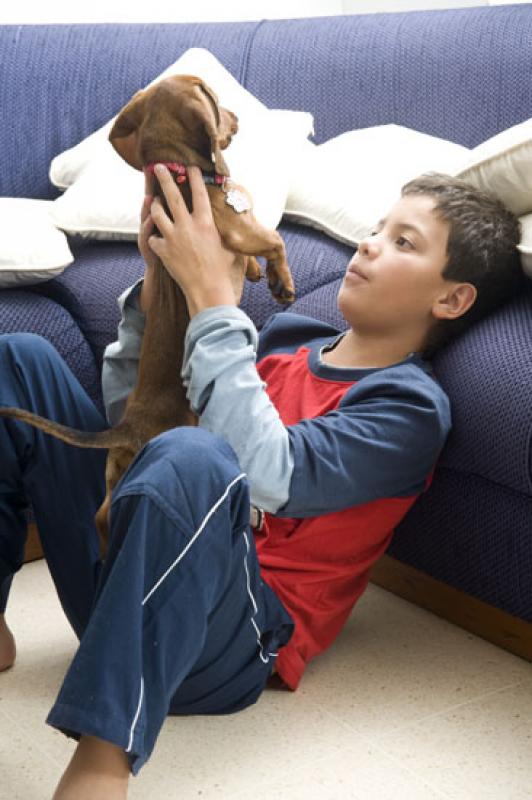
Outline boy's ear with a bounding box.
[432,282,477,321]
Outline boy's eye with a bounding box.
[397,236,414,249]
[368,229,415,248]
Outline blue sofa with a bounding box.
[1,6,531,659]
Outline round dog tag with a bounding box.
[225,189,252,213]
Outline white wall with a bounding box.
[0,0,340,25]
[0,0,529,25]
[343,0,527,11]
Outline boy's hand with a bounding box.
[147,164,245,317]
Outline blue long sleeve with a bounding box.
[182,306,294,511]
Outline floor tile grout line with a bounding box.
[314,705,454,800]
[313,678,529,742]
[377,679,530,736]
[227,748,366,800]
[307,676,532,800]
[230,773,366,800]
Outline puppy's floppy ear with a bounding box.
[108,89,147,170]
[193,80,236,176]
[218,107,239,150]
[197,82,238,147]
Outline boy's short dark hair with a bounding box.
[401,172,522,358]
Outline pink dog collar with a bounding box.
[145,162,225,186]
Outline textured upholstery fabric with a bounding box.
[433,281,532,497]
[29,239,145,368]
[0,291,101,410]
[241,222,352,331]
[245,7,532,148]
[391,468,532,622]
[1,7,532,622]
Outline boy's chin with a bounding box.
[337,287,360,325]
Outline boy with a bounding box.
[0,167,521,798]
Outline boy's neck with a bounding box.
[322,328,421,369]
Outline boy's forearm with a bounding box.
[184,283,237,318]
[183,307,293,511]
[139,263,236,317]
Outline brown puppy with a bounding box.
[0,75,295,556]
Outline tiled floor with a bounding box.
[0,560,531,799]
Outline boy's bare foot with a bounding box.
[0,614,16,671]
[52,735,130,800]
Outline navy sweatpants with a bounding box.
[0,333,293,774]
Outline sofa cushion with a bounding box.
[391,466,532,622]
[0,290,101,411]
[241,221,353,331]
[244,7,532,149]
[433,278,532,497]
[29,239,145,369]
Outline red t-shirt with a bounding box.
[254,340,432,690]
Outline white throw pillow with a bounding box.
[49,48,314,238]
[455,118,532,217]
[285,125,469,246]
[0,199,74,287]
[455,119,532,278]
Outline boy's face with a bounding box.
[338,194,454,342]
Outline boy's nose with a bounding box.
[358,236,379,258]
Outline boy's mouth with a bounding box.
[346,262,368,281]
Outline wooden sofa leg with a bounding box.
[370,554,532,663]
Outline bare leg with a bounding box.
[0,614,16,672]
[52,735,130,800]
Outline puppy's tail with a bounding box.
[0,407,128,450]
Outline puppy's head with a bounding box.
[108,75,238,175]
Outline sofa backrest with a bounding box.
[1,4,531,200]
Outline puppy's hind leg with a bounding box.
[245,256,262,282]
[223,227,295,305]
